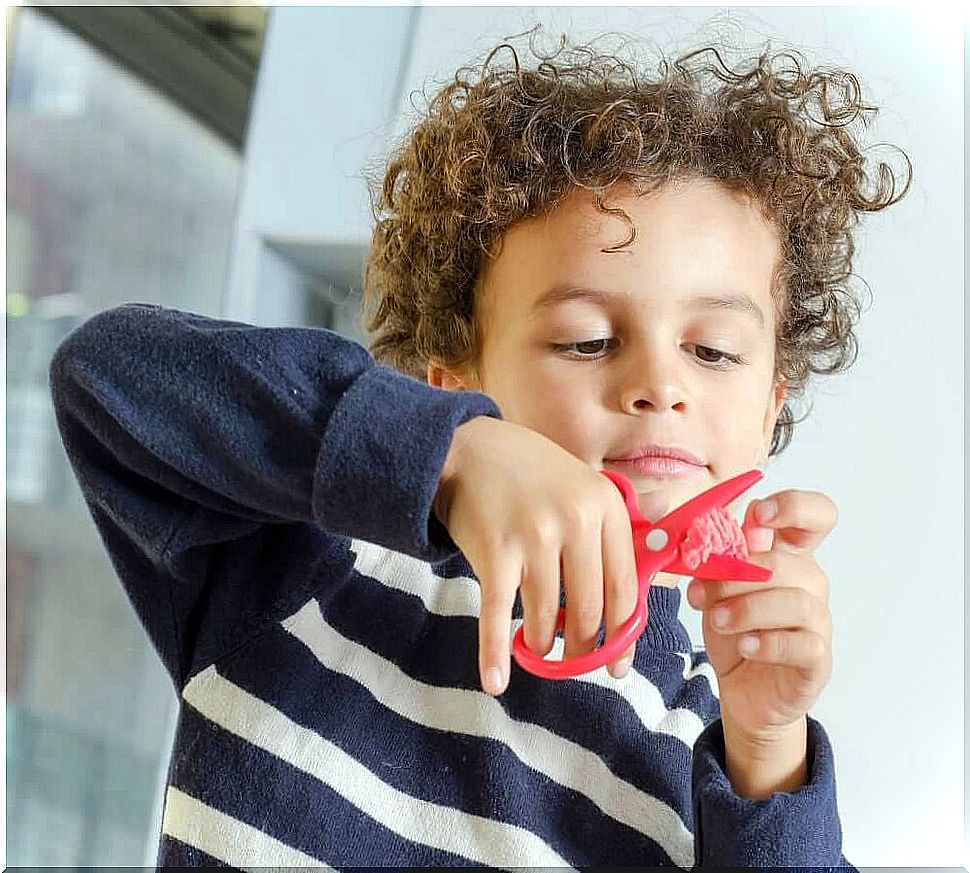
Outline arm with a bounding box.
[49,303,501,690]
[691,715,857,868]
[722,711,809,799]
[685,488,851,867]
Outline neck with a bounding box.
[652,571,685,589]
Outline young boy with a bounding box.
[50,36,909,868]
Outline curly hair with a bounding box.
[361,30,912,455]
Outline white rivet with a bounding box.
[645,528,669,551]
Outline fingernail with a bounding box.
[484,667,504,695]
[687,583,702,608]
[712,606,730,629]
[747,526,774,553]
[740,635,760,655]
[612,657,633,679]
[756,499,778,524]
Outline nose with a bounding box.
[618,348,688,414]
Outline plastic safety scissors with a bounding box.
[511,468,772,679]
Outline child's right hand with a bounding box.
[432,415,641,696]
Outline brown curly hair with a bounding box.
[362,31,912,455]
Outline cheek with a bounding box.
[533,387,598,444]
[496,370,603,458]
[708,389,771,457]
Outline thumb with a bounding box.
[638,490,669,523]
[742,500,775,553]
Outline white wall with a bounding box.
[401,10,964,867]
[234,6,964,867]
[225,6,418,326]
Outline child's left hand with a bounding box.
[685,489,838,742]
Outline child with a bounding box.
[50,35,910,868]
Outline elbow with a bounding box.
[49,303,160,402]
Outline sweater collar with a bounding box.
[638,583,694,653]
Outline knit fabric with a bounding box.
[49,304,854,869]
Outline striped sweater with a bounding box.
[49,304,853,869]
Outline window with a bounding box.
[7,8,245,864]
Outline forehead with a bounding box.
[479,178,781,325]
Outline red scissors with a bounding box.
[511,468,772,679]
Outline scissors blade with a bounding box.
[656,469,763,534]
[669,552,772,582]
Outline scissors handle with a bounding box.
[511,597,648,679]
[510,468,768,680]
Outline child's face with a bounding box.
[429,176,787,518]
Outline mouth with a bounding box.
[604,455,706,480]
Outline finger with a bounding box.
[519,546,563,658]
[601,498,638,677]
[747,490,838,555]
[741,500,775,554]
[687,549,779,611]
[692,547,830,614]
[736,628,831,672]
[477,554,521,696]
[562,514,604,661]
[706,586,830,640]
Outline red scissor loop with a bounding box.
[511,468,772,679]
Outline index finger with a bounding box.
[477,552,521,696]
[687,549,779,610]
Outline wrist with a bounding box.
[434,415,487,526]
[721,713,808,800]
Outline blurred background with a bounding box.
[6,3,269,864]
[5,4,964,868]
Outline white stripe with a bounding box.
[677,650,720,700]
[352,537,482,617]
[352,539,719,725]
[162,785,331,869]
[282,598,695,869]
[180,665,574,870]
[508,619,710,741]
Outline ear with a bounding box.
[427,361,467,391]
[759,379,788,463]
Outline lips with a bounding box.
[605,444,707,480]
[607,455,704,479]
[607,444,706,465]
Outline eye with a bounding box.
[693,345,746,368]
[554,338,617,360]
[552,339,747,367]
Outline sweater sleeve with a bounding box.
[690,715,857,869]
[49,303,501,689]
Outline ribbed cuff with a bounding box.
[692,715,845,866]
[313,362,501,562]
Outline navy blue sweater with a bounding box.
[49,303,853,868]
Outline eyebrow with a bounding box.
[529,284,766,329]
